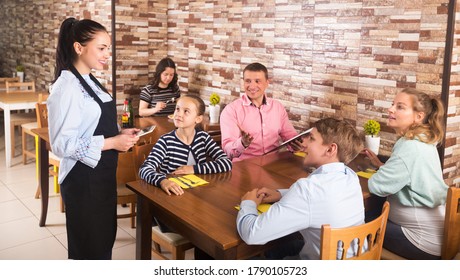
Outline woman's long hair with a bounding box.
[149,57,178,89]
[53,18,107,82]
[401,88,445,144]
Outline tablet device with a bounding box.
[263,127,312,155]
[136,125,156,137]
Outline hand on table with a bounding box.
[172,165,194,175]
[241,188,264,206]
[257,187,281,203]
[160,178,184,196]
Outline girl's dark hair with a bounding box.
[400,88,445,144]
[53,18,108,82]
[180,94,206,116]
[149,57,178,89]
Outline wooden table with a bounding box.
[127,151,376,260]
[0,91,46,167]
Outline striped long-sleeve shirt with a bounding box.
[139,129,232,187]
[139,84,180,116]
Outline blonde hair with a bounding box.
[400,88,445,144]
[315,118,364,164]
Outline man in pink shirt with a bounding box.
[220,63,300,161]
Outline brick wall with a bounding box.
[0,0,112,92]
[1,0,459,185]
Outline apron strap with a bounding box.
[68,65,110,107]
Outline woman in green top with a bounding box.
[365,88,448,260]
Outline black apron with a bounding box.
[60,65,119,260]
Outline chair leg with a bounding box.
[60,196,65,213]
[130,203,136,228]
[22,129,27,164]
[35,185,41,199]
[53,165,59,194]
[34,135,39,180]
[172,247,186,260]
[11,125,15,158]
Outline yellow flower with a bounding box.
[210,93,220,106]
[364,120,380,136]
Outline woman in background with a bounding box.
[48,17,139,259]
[139,57,181,117]
[365,88,448,259]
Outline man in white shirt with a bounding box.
[237,118,365,259]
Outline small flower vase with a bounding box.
[16,71,24,82]
[209,104,220,123]
[365,135,380,155]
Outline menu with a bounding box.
[263,127,312,155]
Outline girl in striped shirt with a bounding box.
[139,95,232,195]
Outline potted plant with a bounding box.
[364,119,381,155]
[209,93,221,123]
[16,64,25,82]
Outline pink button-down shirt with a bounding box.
[220,94,298,161]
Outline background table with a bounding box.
[0,91,46,167]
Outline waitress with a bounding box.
[47,18,139,260]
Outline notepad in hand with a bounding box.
[136,125,156,137]
[263,128,313,155]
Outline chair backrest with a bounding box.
[6,81,35,92]
[133,141,155,179]
[116,150,137,184]
[0,77,20,90]
[320,201,390,260]
[442,187,460,260]
[203,122,222,146]
[35,102,48,128]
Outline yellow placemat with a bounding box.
[356,171,375,179]
[294,151,306,157]
[169,175,208,189]
[235,203,272,215]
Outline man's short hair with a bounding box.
[243,63,268,80]
[314,118,364,164]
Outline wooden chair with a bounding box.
[22,94,48,164]
[203,122,222,146]
[116,150,137,228]
[320,201,390,260]
[442,186,460,259]
[34,102,63,212]
[381,187,460,260]
[0,77,20,90]
[133,140,194,259]
[6,81,35,92]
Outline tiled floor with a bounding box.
[0,122,194,260]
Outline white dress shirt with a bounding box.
[237,162,365,260]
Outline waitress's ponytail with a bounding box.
[54,18,78,82]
